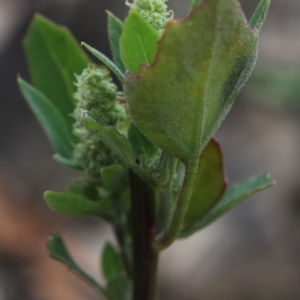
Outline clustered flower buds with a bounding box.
[125,0,173,32]
[72,65,126,191]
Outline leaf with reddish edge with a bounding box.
[125,0,264,248]
[183,138,227,227]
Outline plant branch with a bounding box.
[129,170,158,300]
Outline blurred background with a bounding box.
[0,0,299,299]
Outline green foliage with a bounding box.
[250,0,271,32]
[44,191,113,219]
[120,9,160,75]
[102,243,124,280]
[183,139,226,227]
[24,14,90,134]
[19,0,273,299]
[107,12,126,73]
[18,78,74,159]
[124,0,258,167]
[180,174,274,238]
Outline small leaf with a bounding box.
[179,173,274,238]
[120,9,160,74]
[82,113,136,167]
[48,234,108,298]
[250,0,271,32]
[101,164,127,192]
[128,123,158,161]
[44,191,113,219]
[18,78,74,158]
[102,243,124,281]
[53,154,81,170]
[107,12,125,73]
[81,42,124,81]
[47,234,76,266]
[189,0,204,13]
[106,276,132,300]
[183,139,226,226]
[82,113,153,186]
[24,14,90,132]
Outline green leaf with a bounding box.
[82,113,136,167]
[44,191,113,219]
[18,78,74,158]
[107,12,125,73]
[102,243,124,281]
[120,9,160,75]
[179,173,274,238]
[250,0,271,32]
[24,14,90,132]
[183,139,226,226]
[124,0,259,166]
[81,42,124,81]
[101,164,127,192]
[53,154,81,170]
[82,113,153,186]
[48,234,108,298]
[106,276,132,300]
[128,123,158,161]
[189,0,204,13]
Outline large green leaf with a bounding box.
[179,173,274,238]
[24,14,90,131]
[18,78,74,158]
[120,9,160,75]
[101,243,124,281]
[183,139,226,226]
[124,0,259,166]
[107,12,125,73]
[44,191,113,219]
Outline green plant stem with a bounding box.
[154,164,197,250]
[129,170,158,300]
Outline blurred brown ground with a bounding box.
[0,0,300,299]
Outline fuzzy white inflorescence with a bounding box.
[125,0,173,31]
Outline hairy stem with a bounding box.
[130,170,158,300]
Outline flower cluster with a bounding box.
[72,65,126,190]
[125,0,173,32]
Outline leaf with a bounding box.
[101,164,127,192]
[106,276,132,300]
[82,113,136,167]
[120,9,160,75]
[107,12,125,73]
[81,42,124,81]
[24,14,90,132]
[47,234,76,266]
[101,243,124,281]
[250,0,271,32]
[18,78,74,158]
[82,113,154,186]
[179,173,274,238]
[128,123,158,161]
[47,234,108,298]
[44,191,113,219]
[124,0,260,166]
[53,154,81,170]
[183,139,226,226]
[189,0,204,13]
